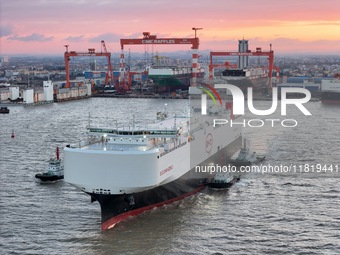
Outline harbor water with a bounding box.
[1,98,340,255]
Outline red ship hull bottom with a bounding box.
[101,184,205,230]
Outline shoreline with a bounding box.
[0,94,321,107]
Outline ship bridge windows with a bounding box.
[88,128,118,134]
[117,130,176,136]
[149,130,177,135]
[89,127,177,137]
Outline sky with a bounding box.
[1,0,340,56]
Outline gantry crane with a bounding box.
[64,41,113,88]
[209,45,275,89]
[117,30,201,94]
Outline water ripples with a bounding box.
[1,99,340,254]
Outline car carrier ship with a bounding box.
[321,79,340,104]
[64,89,242,230]
[147,64,205,92]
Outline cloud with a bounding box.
[64,35,85,42]
[88,33,122,43]
[87,32,149,43]
[8,33,53,42]
[127,32,144,38]
[0,24,14,37]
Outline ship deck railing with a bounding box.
[69,139,148,151]
[67,134,192,154]
[158,141,188,157]
[87,127,179,138]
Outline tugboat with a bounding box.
[0,107,9,114]
[229,139,265,166]
[206,172,240,189]
[35,147,64,182]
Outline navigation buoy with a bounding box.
[11,129,14,138]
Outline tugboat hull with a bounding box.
[35,173,64,182]
[206,176,240,189]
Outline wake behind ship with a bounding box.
[64,95,242,230]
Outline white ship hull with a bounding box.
[64,119,241,195]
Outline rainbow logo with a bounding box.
[199,84,223,106]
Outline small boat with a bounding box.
[0,107,9,114]
[229,139,252,166]
[229,139,265,166]
[156,103,168,120]
[206,173,240,189]
[35,147,64,182]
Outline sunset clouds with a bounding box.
[1,0,340,55]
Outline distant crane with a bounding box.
[152,52,169,65]
[101,40,113,86]
[64,41,113,88]
[192,27,203,38]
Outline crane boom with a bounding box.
[101,40,113,85]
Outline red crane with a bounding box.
[101,40,113,85]
[117,31,201,94]
[209,45,275,89]
[64,41,113,88]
